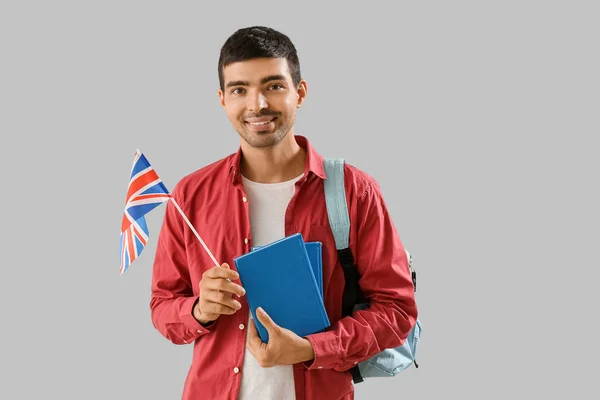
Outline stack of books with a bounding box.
[233,233,330,343]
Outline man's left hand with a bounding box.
[247,307,315,368]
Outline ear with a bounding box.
[296,79,307,108]
[218,89,225,108]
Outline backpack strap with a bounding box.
[323,157,366,384]
[323,158,350,250]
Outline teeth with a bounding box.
[248,120,273,126]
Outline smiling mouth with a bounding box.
[245,117,277,127]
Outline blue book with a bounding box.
[252,241,323,297]
[303,242,327,333]
[235,233,330,342]
[304,242,323,298]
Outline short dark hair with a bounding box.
[218,26,301,91]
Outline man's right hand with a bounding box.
[193,263,246,326]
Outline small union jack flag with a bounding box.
[120,150,171,274]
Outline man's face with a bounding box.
[219,57,306,148]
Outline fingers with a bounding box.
[205,290,242,311]
[201,263,245,296]
[196,290,240,322]
[198,286,243,320]
[201,299,240,316]
[197,262,246,322]
[205,263,239,281]
[220,279,246,297]
[211,279,246,297]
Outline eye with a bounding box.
[269,83,284,90]
[231,88,245,95]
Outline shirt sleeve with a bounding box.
[149,189,215,345]
[304,177,418,371]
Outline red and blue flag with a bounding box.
[120,150,171,274]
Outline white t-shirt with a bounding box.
[237,173,303,400]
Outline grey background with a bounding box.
[1,1,598,399]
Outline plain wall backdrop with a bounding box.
[1,1,598,399]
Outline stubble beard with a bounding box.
[237,116,295,149]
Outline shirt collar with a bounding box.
[227,135,326,183]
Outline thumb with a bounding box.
[256,307,279,334]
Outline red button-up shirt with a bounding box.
[150,135,418,400]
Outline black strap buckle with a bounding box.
[350,365,364,383]
[412,270,417,292]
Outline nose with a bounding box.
[247,91,268,112]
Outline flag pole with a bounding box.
[169,197,220,268]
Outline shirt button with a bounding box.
[242,196,247,202]
[197,330,202,333]
[234,367,240,374]
[244,238,249,244]
[317,366,323,369]
[354,361,358,364]
[183,340,187,344]
[239,324,245,330]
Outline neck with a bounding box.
[239,133,306,183]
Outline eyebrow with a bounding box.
[225,75,286,89]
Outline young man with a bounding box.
[150,26,418,400]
